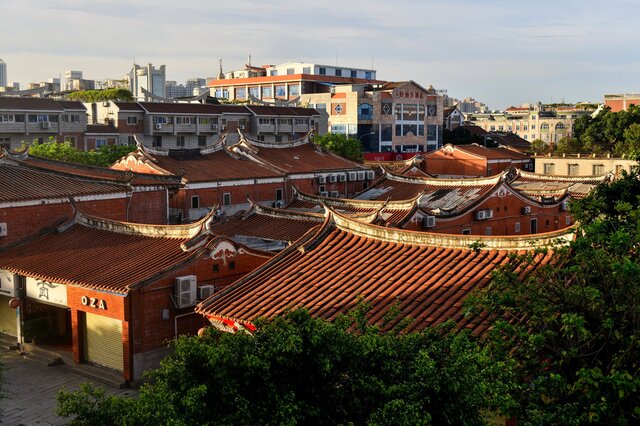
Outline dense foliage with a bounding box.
[27,139,135,167]
[57,308,515,425]
[555,104,640,158]
[443,127,485,145]
[66,88,133,102]
[469,167,640,424]
[313,133,364,162]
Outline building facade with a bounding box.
[0,58,6,88]
[128,63,166,101]
[534,153,637,176]
[603,93,640,112]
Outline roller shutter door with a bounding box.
[0,296,17,336]
[84,312,123,371]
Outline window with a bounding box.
[427,125,437,140]
[530,218,538,234]
[417,104,425,120]
[566,216,571,225]
[523,124,528,130]
[335,69,342,77]
[350,70,357,78]
[358,103,373,120]
[276,189,283,201]
[365,71,372,79]
[294,118,306,125]
[198,117,210,124]
[154,116,168,124]
[543,163,555,174]
[223,192,231,206]
[235,88,246,99]
[302,67,311,74]
[524,135,528,140]
[275,85,286,97]
[278,118,292,125]
[269,69,277,76]
[531,125,536,130]
[531,115,536,120]
[177,135,185,147]
[462,229,471,235]
[331,124,347,134]
[515,222,521,233]
[615,164,625,175]
[498,125,504,131]
[195,135,206,147]
[395,125,402,137]
[239,118,247,128]
[593,164,605,175]
[212,264,219,273]
[0,137,11,148]
[490,125,496,131]
[14,114,24,122]
[127,135,135,145]
[556,122,565,130]
[259,118,275,125]
[262,86,272,98]
[176,117,195,125]
[28,114,37,122]
[229,261,235,270]
[153,135,162,147]
[402,104,418,121]
[289,84,300,96]
[318,67,326,75]
[567,164,579,176]
[0,114,14,122]
[275,135,283,142]
[191,196,199,209]
[249,87,259,98]
[127,116,137,125]
[540,123,549,131]
[286,68,294,75]
[485,227,492,236]
[64,136,76,144]
[95,139,107,147]
[315,103,326,111]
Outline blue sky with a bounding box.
[1,0,639,109]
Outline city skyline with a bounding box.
[2,0,640,109]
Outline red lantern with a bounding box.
[8,298,20,309]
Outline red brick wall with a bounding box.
[424,150,487,176]
[0,198,128,247]
[129,190,167,224]
[174,183,284,211]
[117,119,144,134]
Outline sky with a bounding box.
[1,0,640,110]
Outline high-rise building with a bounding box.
[127,63,166,101]
[0,58,7,87]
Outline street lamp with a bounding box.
[358,131,376,143]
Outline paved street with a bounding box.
[1,350,136,425]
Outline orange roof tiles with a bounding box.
[197,212,568,334]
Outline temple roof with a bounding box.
[509,168,611,199]
[230,131,366,174]
[0,208,270,294]
[196,210,571,334]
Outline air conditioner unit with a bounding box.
[317,176,326,184]
[348,172,357,181]
[522,206,532,214]
[475,209,493,220]
[274,200,285,208]
[41,121,51,129]
[330,191,340,198]
[367,170,375,180]
[357,171,366,181]
[423,215,436,228]
[320,191,329,197]
[174,275,197,308]
[155,123,163,130]
[338,174,346,182]
[328,174,337,183]
[211,123,218,130]
[198,284,216,300]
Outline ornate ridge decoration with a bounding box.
[322,207,575,251]
[516,168,612,184]
[383,167,507,187]
[237,129,313,149]
[247,94,300,107]
[248,199,325,222]
[292,186,419,211]
[0,145,29,162]
[63,198,215,239]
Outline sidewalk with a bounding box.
[1,350,136,425]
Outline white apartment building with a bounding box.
[128,63,166,101]
[0,58,7,87]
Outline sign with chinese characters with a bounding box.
[0,270,17,297]
[81,295,107,310]
[26,277,67,307]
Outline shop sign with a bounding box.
[26,277,67,307]
[0,270,17,297]
[81,295,107,310]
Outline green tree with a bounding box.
[614,122,640,160]
[27,138,135,167]
[443,127,484,145]
[530,138,548,154]
[553,137,584,154]
[66,88,134,102]
[57,308,515,425]
[313,133,364,162]
[468,167,640,425]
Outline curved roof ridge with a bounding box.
[384,167,505,187]
[294,186,420,210]
[250,199,325,222]
[198,134,227,154]
[71,201,214,239]
[326,207,575,250]
[135,134,168,157]
[516,168,611,183]
[238,129,313,148]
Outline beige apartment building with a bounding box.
[469,103,592,144]
[535,153,637,176]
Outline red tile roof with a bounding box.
[245,105,320,117]
[452,144,529,161]
[0,97,64,112]
[196,211,569,334]
[112,143,281,182]
[509,169,610,199]
[113,102,144,111]
[56,100,86,110]
[139,102,249,115]
[0,162,126,203]
[0,210,271,294]
[232,133,365,174]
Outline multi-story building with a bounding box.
[603,93,640,112]
[128,63,166,101]
[0,58,6,87]
[469,103,592,144]
[64,70,96,92]
[87,101,325,147]
[208,62,442,153]
[0,97,87,150]
[534,153,637,177]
